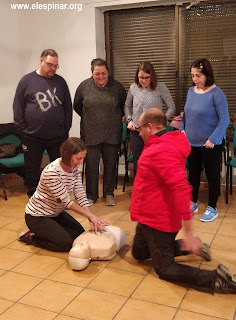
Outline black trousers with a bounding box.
[188,145,223,208]
[132,223,217,290]
[23,134,67,197]
[85,143,119,202]
[130,130,144,177]
[25,211,85,252]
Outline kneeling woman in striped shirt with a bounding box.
[19,137,109,252]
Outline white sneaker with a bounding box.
[106,195,115,206]
[87,198,94,206]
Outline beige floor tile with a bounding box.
[192,219,220,234]
[181,288,236,319]
[19,279,82,313]
[1,177,236,320]
[6,240,41,253]
[120,212,131,221]
[211,234,236,251]
[132,274,188,308]
[175,310,226,320]
[0,299,13,314]
[114,298,176,320]
[2,218,27,232]
[88,268,144,296]
[54,315,79,320]
[0,269,6,276]
[217,222,236,237]
[0,248,32,270]
[177,229,214,245]
[0,230,18,246]
[0,303,56,320]
[207,248,236,269]
[0,272,41,301]
[37,249,68,260]
[223,213,236,224]
[99,210,129,224]
[48,262,105,287]
[225,207,236,214]
[63,288,127,320]
[0,216,18,228]
[193,232,215,245]
[113,220,137,235]
[12,254,65,278]
[1,205,26,218]
[108,249,152,274]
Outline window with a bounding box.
[106,1,236,115]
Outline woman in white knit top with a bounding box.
[124,61,175,175]
[19,137,109,252]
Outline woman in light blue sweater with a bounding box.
[124,61,175,175]
[180,58,229,222]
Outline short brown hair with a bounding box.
[142,108,167,127]
[191,58,215,87]
[40,49,58,59]
[60,137,86,166]
[91,58,109,73]
[135,61,158,89]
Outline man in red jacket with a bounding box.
[130,108,236,293]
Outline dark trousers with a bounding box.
[85,143,120,202]
[25,211,85,252]
[23,134,67,197]
[130,130,144,176]
[188,145,223,208]
[132,223,217,290]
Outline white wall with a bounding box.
[0,0,208,135]
[0,0,105,137]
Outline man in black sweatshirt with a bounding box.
[13,49,72,197]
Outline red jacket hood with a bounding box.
[144,131,191,160]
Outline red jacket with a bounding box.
[130,131,192,233]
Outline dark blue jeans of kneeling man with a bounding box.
[132,223,217,290]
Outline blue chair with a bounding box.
[0,134,25,200]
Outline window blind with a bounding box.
[107,6,176,112]
[180,2,236,115]
[106,1,236,115]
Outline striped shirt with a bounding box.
[25,158,89,217]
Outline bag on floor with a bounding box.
[0,143,17,158]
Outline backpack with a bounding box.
[0,143,17,158]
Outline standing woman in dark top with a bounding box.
[73,58,127,206]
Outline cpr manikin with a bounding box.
[69,226,126,270]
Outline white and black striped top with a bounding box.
[25,158,89,217]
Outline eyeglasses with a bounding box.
[136,123,149,131]
[43,59,59,69]
[138,76,151,81]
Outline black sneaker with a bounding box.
[201,243,211,261]
[215,264,236,293]
[18,231,32,245]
